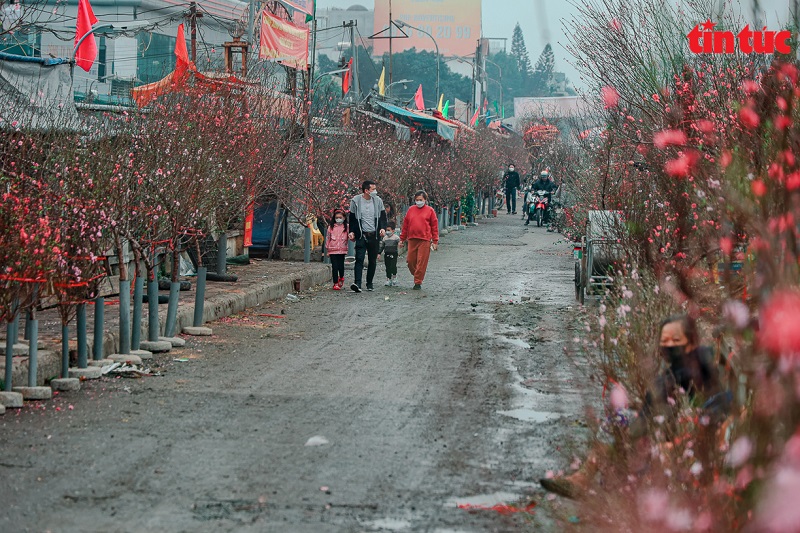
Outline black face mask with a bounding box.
[661,345,694,390]
[660,345,686,368]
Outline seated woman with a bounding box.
[540,314,731,498]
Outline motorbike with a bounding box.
[532,190,550,227]
[494,188,505,211]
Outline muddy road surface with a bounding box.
[1,214,591,532]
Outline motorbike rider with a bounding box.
[530,171,558,223]
[502,163,521,215]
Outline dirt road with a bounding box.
[0,214,590,532]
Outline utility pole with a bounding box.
[247,0,256,44]
[188,2,203,63]
[388,0,392,91]
[348,21,361,99]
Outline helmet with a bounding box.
[540,171,549,178]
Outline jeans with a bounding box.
[354,234,380,287]
[330,254,345,283]
[505,188,517,213]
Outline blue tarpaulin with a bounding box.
[375,102,455,141]
[0,52,70,66]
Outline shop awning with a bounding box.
[375,102,455,141]
[357,108,411,141]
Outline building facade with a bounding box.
[2,0,248,105]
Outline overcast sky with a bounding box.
[317,0,795,91]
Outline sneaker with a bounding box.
[350,283,361,293]
[339,276,345,284]
[366,284,374,291]
[512,211,517,215]
[391,279,398,286]
[524,221,529,226]
[385,280,393,286]
[412,284,422,290]
[333,283,341,290]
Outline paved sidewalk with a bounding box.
[1,260,331,387]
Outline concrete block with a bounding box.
[131,349,153,360]
[18,340,46,350]
[50,378,81,392]
[88,359,114,367]
[12,386,53,401]
[0,343,28,356]
[139,340,172,353]
[108,354,143,365]
[0,391,24,408]
[68,367,103,380]
[159,336,186,348]
[183,326,212,336]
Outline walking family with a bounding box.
[325,181,439,292]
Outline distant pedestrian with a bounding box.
[384,201,397,228]
[380,224,401,286]
[503,163,521,214]
[326,208,349,290]
[399,190,439,290]
[348,180,388,292]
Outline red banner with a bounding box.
[259,10,309,70]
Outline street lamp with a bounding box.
[484,56,502,84]
[445,55,476,115]
[72,21,152,63]
[394,19,438,100]
[312,68,350,88]
[385,78,412,94]
[485,76,503,117]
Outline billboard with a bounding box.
[373,0,481,58]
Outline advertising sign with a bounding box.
[373,0,481,58]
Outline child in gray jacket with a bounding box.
[380,224,401,286]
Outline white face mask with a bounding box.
[415,200,425,208]
[335,218,344,224]
[370,190,378,198]
[509,167,515,172]
[386,231,394,236]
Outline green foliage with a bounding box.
[377,48,471,106]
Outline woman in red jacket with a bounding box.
[399,190,439,290]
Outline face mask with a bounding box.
[660,345,687,369]
[415,200,425,208]
[335,218,344,224]
[509,168,515,172]
[386,231,394,236]
[370,190,378,198]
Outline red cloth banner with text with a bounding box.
[259,10,309,70]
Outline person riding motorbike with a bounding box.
[530,171,558,223]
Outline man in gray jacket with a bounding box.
[348,180,388,292]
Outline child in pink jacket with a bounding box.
[326,208,349,290]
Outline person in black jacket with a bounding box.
[503,164,521,214]
[540,314,730,499]
[348,180,388,292]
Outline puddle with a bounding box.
[361,518,412,531]
[497,408,563,423]
[445,491,521,508]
